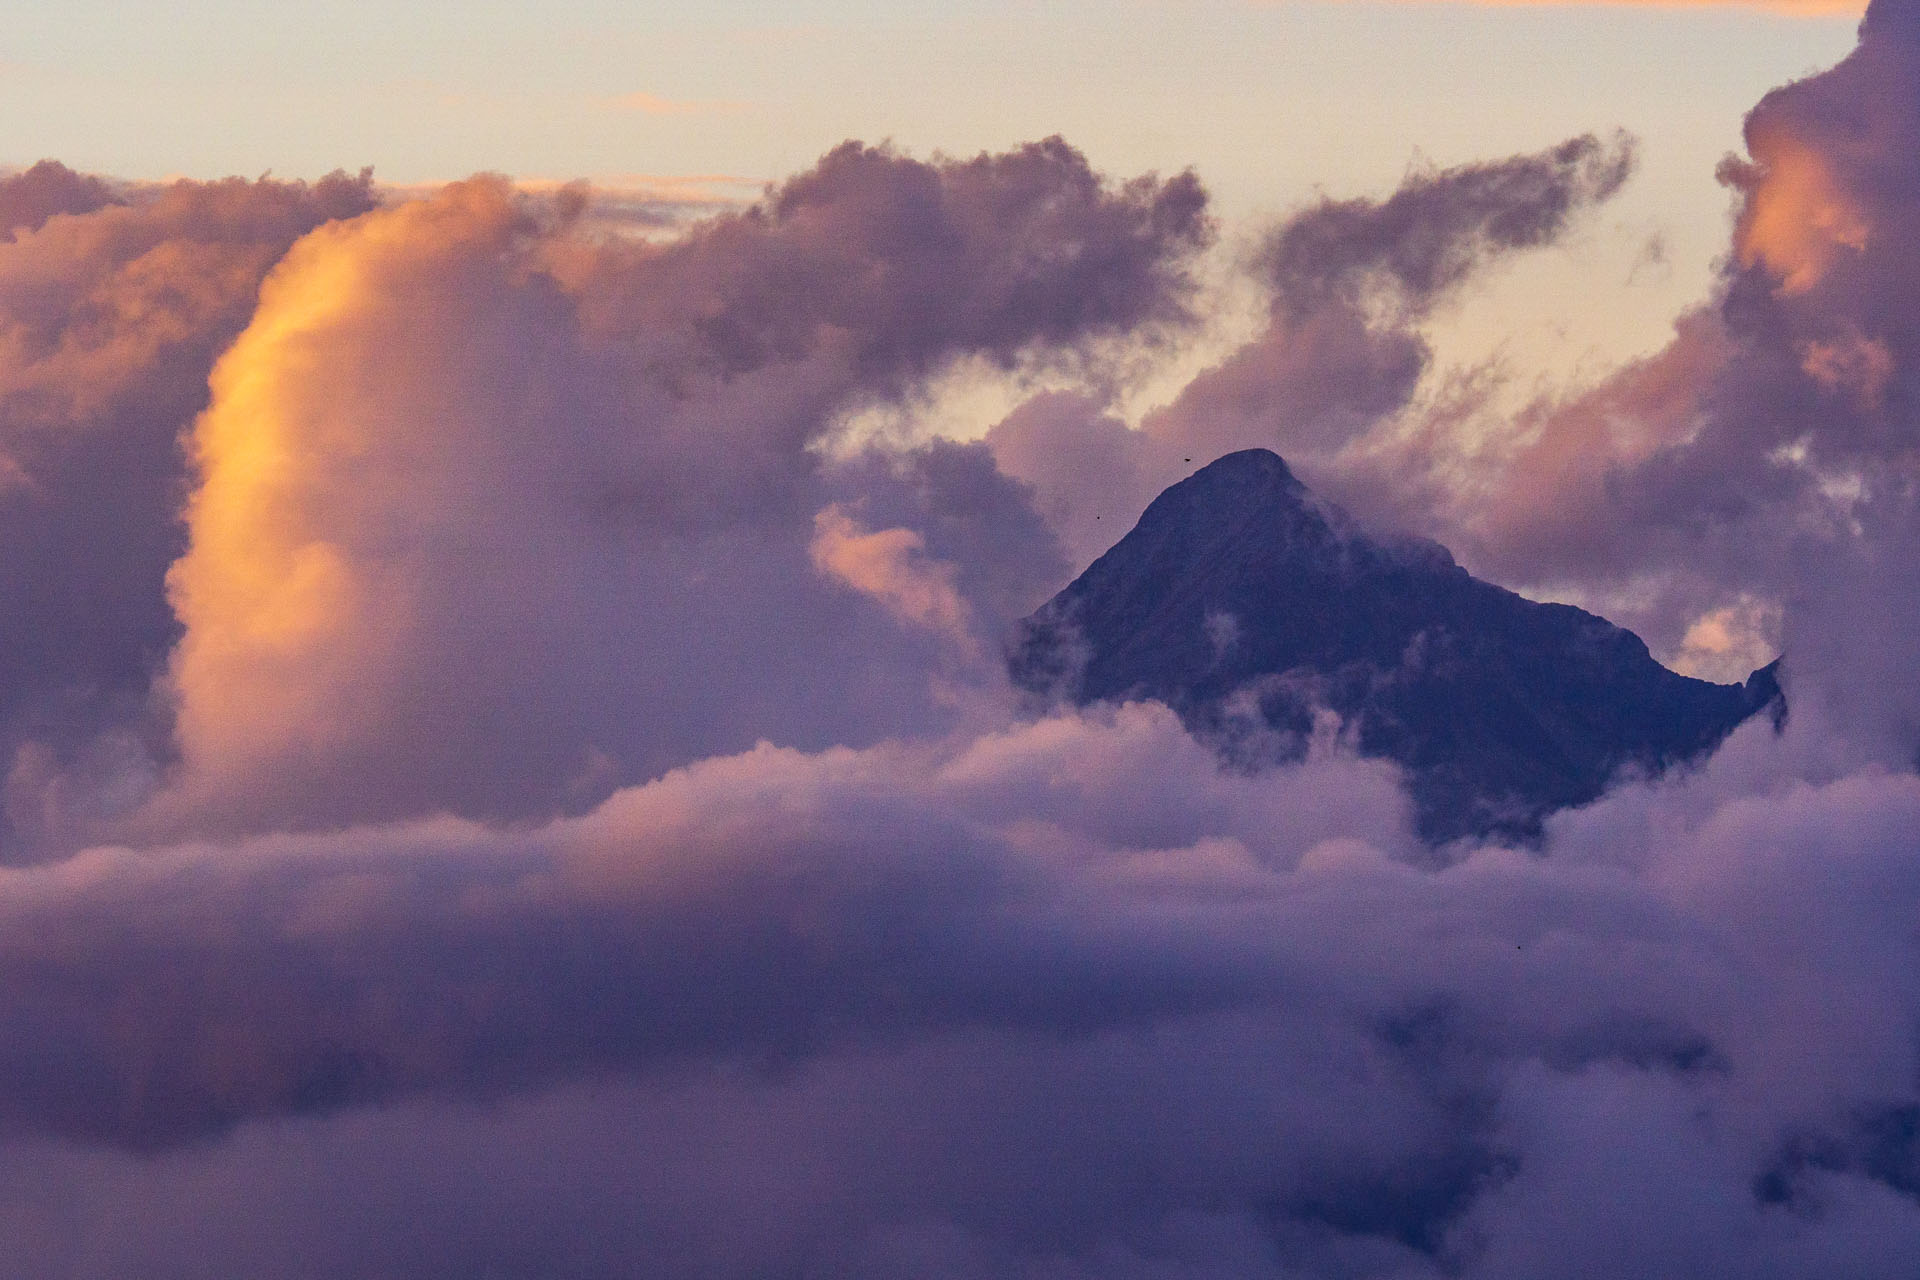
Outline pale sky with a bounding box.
[0,0,1860,370]
[0,2,1853,196]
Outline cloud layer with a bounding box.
[4,2,1920,1274]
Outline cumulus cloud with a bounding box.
[0,161,118,239]
[0,702,1414,1147]
[6,706,1920,1275]
[135,140,1208,838]
[0,167,376,858]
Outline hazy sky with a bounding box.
[0,1,1859,375]
[0,1,1853,204]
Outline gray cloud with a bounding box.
[0,161,118,238]
[985,134,1638,569]
[1261,132,1636,322]
[0,704,1415,1150]
[3,710,1920,1275]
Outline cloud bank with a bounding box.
[4,1,1920,1274]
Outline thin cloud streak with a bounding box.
[380,172,765,232]
[1285,0,1862,15]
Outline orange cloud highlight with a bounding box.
[1730,133,1870,293]
[810,505,982,660]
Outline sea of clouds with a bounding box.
[2,3,1920,1276]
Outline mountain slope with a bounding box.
[1010,449,1783,843]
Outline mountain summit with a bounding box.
[1010,449,1783,843]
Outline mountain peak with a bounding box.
[1173,447,1303,494]
[1131,449,1310,541]
[1012,452,1781,845]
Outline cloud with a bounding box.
[0,160,118,239]
[985,390,1184,570]
[986,133,1636,565]
[381,173,764,234]
[4,6,1920,1271]
[1261,133,1636,323]
[4,705,1920,1274]
[811,505,984,661]
[1352,0,1920,732]
[0,169,376,859]
[984,0,1920,726]
[1146,130,1635,483]
[137,139,1209,839]
[0,702,1415,1150]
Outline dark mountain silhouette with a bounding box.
[1010,449,1784,844]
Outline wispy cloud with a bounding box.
[381,173,761,206]
[1292,0,1861,15]
[375,172,764,233]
